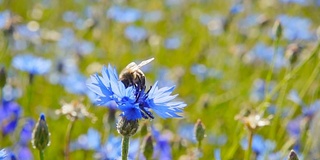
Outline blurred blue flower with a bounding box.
[94,134,139,159]
[250,79,276,102]
[191,64,223,81]
[302,100,320,117]
[277,15,313,41]
[15,146,33,160]
[70,128,100,151]
[246,43,288,69]
[178,124,196,143]
[60,73,88,95]
[0,100,21,135]
[2,84,22,101]
[156,67,177,87]
[165,0,183,6]
[0,10,10,29]
[19,119,35,146]
[238,14,265,30]
[288,90,320,117]
[63,11,78,23]
[287,116,303,138]
[124,25,148,42]
[58,28,75,49]
[207,134,228,146]
[12,54,51,75]
[241,134,276,158]
[199,14,225,35]
[87,65,186,120]
[15,25,41,44]
[288,90,305,107]
[214,149,221,160]
[279,0,308,5]
[152,127,172,160]
[0,149,8,159]
[229,3,244,15]
[164,36,181,49]
[107,5,142,23]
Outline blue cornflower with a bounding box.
[12,54,51,75]
[277,15,313,41]
[94,134,140,159]
[70,128,101,151]
[19,119,35,146]
[164,36,181,50]
[107,5,142,23]
[241,134,276,158]
[0,100,21,135]
[229,2,244,15]
[279,0,308,5]
[246,43,288,69]
[0,10,10,30]
[0,149,8,159]
[124,25,148,42]
[152,126,172,160]
[87,65,186,120]
[250,79,276,102]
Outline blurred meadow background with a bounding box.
[1,0,320,159]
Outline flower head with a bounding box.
[87,64,186,121]
[0,100,21,135]
[12,54,51,75]
[32,113,50,151]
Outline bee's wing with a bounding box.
[131,58,154,71]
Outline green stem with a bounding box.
[65,119,76,160]
[245,131,253,160]
[264,35,280,103]
[121,136,130,160]
[259,40,320,109]
[39,149,44,160]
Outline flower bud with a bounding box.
[194,119,205,144]
[288,150,299,160]
[32,113,50,151]
[116,116,139,137]
[273,20,282,39]
[142,134,153,160]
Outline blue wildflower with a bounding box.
[19,119,35,146]
[124,25,148,42]
[60,73,88,95]
[191,64,223,81]
[107,5,142,23]
[277,15,313,41]
[178,124,197,143]
[70,128,101,151]
[152,127,172,160]
[12,54,51,75]
[250,79,276,102]
[246,43,288,69]
[229,2,244,15]
[0,10,10,30]
[279,0,308,5]
[0,100,21,135]
[87,65,186,120]
[214,149,221,160]
[94,134,140,159]
[241,134,276,158]
[0,149,8,159]
[164,36,181,50]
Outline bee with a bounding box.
[119,58,154,90]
